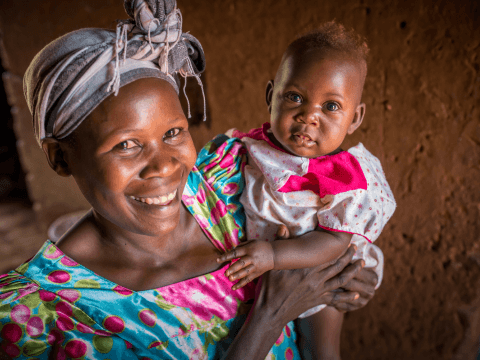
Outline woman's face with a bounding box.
[62,78,196,236]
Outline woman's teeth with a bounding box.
[130,189,177,205]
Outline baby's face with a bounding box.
[268,49,365,158]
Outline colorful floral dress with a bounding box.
[0,135,300,359]
[230,123,396,318]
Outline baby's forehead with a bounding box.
[278,47,366,84]
[286,46,364,70]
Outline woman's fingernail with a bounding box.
[354,293,360,300]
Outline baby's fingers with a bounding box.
[225,258,252,277]
[217,247,247,263]
[230,265,256,290]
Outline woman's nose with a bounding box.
[139,147,180,179]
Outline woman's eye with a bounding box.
[114,140,138,151]
[164,128,182,138]
[286,93,302,103]
[325,102,339,111]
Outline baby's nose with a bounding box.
[303,109,320,126]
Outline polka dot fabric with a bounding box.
[234,126,395,318]
[0,136,300,359]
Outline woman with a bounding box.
[0,1,380,358]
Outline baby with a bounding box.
[218,21,396,322]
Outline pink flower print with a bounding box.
[325,216,329,219]
[355,215,358,217]
[369,207,372,210]
[197,187,206,204]
[344,223,349,226]
[358,204,363,209]
[223,183,239,195]
[334,213,338,218]
[182,195,195,206]
[194,214,209,229]
[374,182,378,186]
[223,228,239,249]
[377,210,380,215]
[215,200,228,217]
[211,207,220,225]
[158,267,256,322]
[219,153,234,169]
[374,199,377,202]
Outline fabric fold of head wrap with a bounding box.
[24,0,206,145]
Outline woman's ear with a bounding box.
[265,80,274,114]
[347,103,366,135]
[41,139,72,177]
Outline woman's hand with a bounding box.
[223,244,363,360]
[330,266,379,312]
[254,244,364,324]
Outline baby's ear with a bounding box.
[265,80,274,114]
[41,139,72,177]
[348,103,366,135]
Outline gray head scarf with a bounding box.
[24,0,206,146]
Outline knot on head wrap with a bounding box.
[24,0,206,146]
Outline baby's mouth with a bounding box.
[130,189,177,205]
[292,132,316,146]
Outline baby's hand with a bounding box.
[217,240,275,290]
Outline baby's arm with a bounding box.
[296,306,344,360]
[217,228,352,290]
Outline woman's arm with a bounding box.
[222,245,364,360]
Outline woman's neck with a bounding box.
[55,206,222,291]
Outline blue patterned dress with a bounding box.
[0,136,300,359]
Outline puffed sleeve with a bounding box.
[183,135,248,249]
[0,272,135,359]
[317,143,396,243]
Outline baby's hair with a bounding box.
[288,21,369,66]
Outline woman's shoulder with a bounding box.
[186,134,247,206]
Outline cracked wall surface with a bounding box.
[0,0,479,359]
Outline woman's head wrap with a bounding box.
[24,0,206,146]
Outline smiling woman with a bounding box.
[0,1,377,359]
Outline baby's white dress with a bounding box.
[229,123,396,318]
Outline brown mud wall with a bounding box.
[0,0,479,359]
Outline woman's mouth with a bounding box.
[129,189,177,205]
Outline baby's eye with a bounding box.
[324,102,339,111]
[114,140,138,151]
[164,128,182,139]
[285,92,303,103]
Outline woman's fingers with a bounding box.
[226,258,252,278]
[342,278,375,299]
[217,247,247,263]
[352,266,379,287]
[323,259,364,293]
[322,291,360,307]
